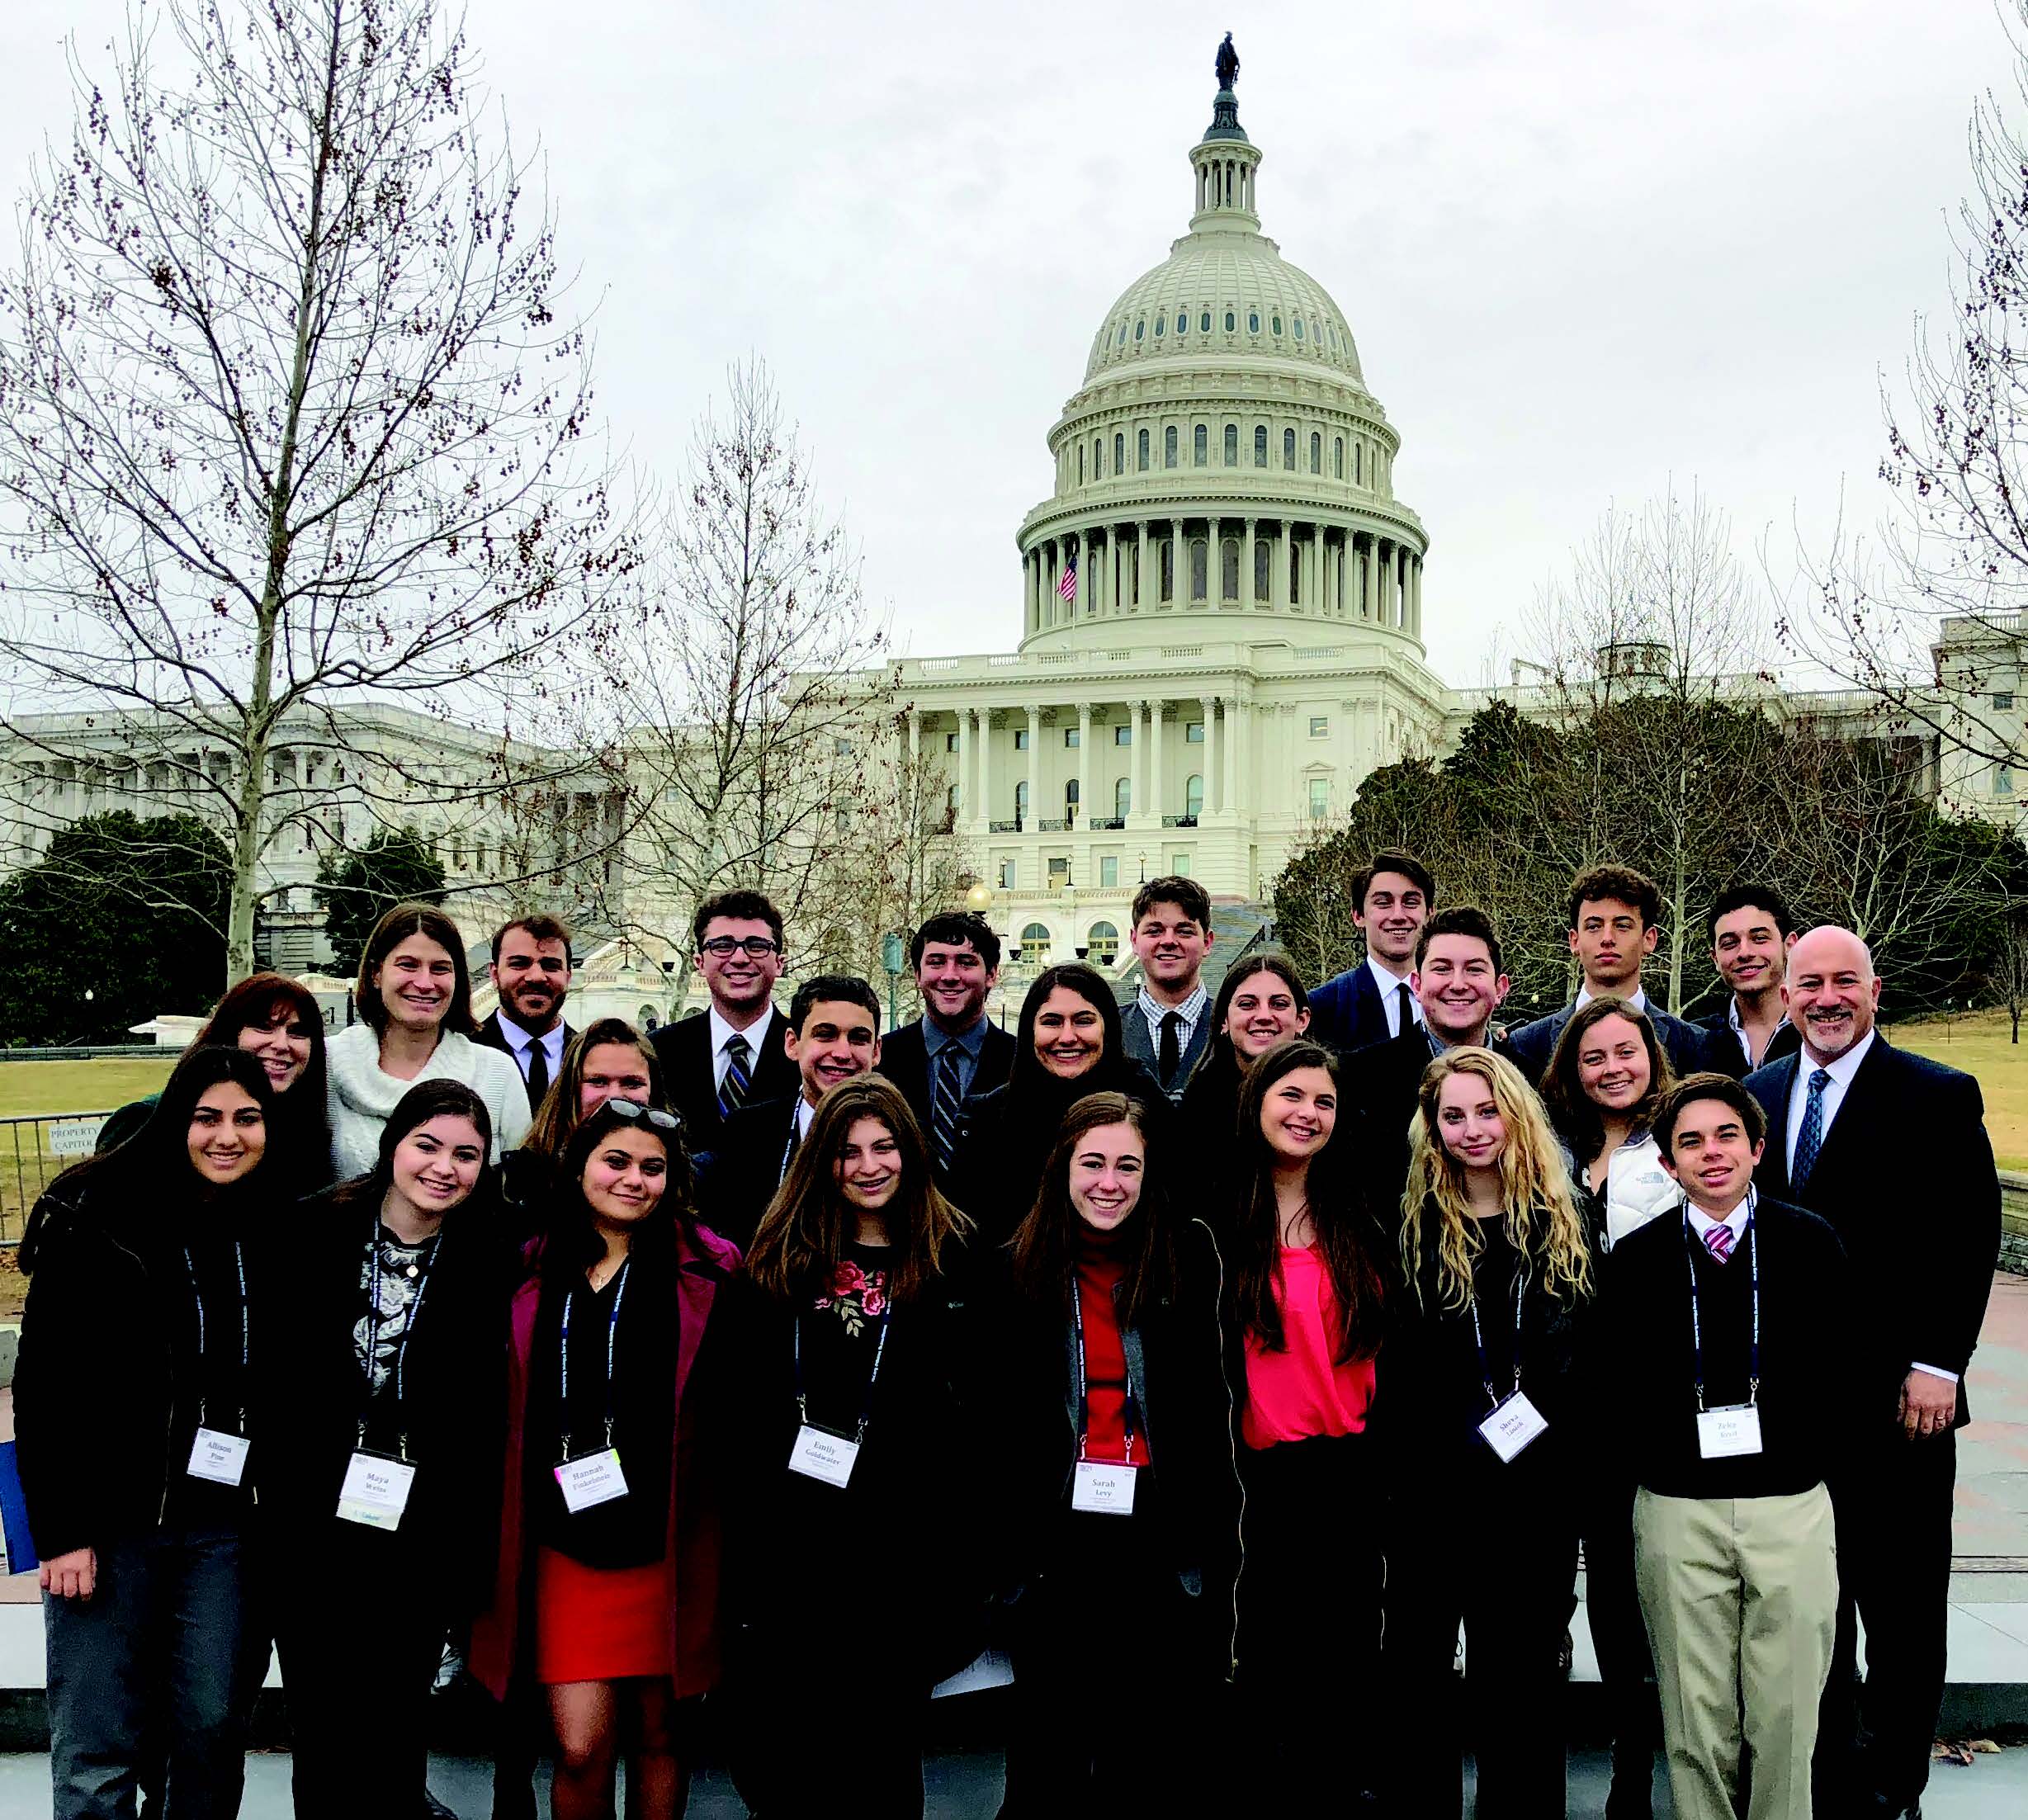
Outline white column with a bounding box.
[955,709,971,824]
[1200,696,1220,813]
[1150,702,1167,821]
[1136,521,1149,609]
[1078,702,1094,827]
[1133,699,1150,814]
[1243,518,1256,607]
[1412,553,1424,637]
[979,707,997,827]
[1170,518,1185,607]
[1025,703,1042,830]
[906,708,920,766]
[1223,699,1242,813]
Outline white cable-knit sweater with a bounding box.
[325,1023,532,1182]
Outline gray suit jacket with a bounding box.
[1119,995,1213,1101]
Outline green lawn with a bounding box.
[0,1057,174,1119]
[1890,1009,2028,1170]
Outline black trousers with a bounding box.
[1236,1433,1384,1810]
[1388,1469,1577,1818]
[1817,1425,1957,1814]
[271,1526,448,1820]
[999,1537,1222,1818]
[1581,1479,1661,1816]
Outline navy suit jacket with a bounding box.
[650,1006,797,1160]
[1307,961,1417,1057]
[695,1094,804,1251]
[1506,996,1727,1088]
[1746,1036,1999,1426]
[1694,1007,1801,1075]
[875,1017,1017,1165]
[1119,996,1214,1101]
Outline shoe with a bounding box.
[423,1793,458,1819]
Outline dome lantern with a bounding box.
[1189,40,1260,233]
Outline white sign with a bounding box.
[47,1119,106,1158]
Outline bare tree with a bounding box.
[1776,2,2028,777]
[0,0,637,981]
[613,358,895,955]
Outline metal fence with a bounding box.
[0,1111,110,1248]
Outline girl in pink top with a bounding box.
[1225,1038,1387,1812]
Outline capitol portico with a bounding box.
[884,65,1448,955]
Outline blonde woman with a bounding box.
[1385,1046,1595,1818]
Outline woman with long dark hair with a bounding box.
[262,1080,509,1818]
[95,971,335,1198]
[1224,1038,1389,1811]
[325,901,530,1179]
[711,1075,989,1817]
[502,1017,671,1234]
[1177,952,1311,1149]
[949,962,1161,1244]
[1387,1047,1595,1816]
[470,1097,738,1820]
[1000,1090,1241,1816]
[17,1046,278,1820]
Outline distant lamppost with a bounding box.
[880,931,905,1033]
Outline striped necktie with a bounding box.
[932,1043,964,1176]
[719,1034,753,1121]
[1703,1222,1735,1264]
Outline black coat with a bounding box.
[1342,1027,1520,1225]
[474,1012,579,1113]
[695,1095,805,1250]
[996,1217,1241,1605]
[1693,1006,1801,1074]
[875,1017,1017,1175]
[650,1007,798,1159]
[1747,1037,1998,1426]
[1506,996,1728,1088]
[253,1189,513,1617]
[14,1182,266,1560]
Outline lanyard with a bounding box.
[1070,1277,1138,1463]
[1466,1259,1529,1413]
[359,1222,444,1458]
[182,1241,248,1434]
[560,1258,631,1458]
[793,1301,892,1444]
[1684,1192,1759,1411]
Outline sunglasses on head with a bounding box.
[603,1099,682,1133]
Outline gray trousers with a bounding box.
[43,1522,258,1820]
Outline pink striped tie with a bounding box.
[1704,1223,1735,1265]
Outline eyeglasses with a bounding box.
[698,936,781,959]
[603,1099,682,1133]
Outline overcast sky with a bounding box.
[0,1,2014,689]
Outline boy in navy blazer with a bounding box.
[1306,849,1433,1056]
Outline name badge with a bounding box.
[787,1423,859,1488]
[336,1450,416,1529]
[555,1448,629,1513]
[1476,1392,1548,1463]
[1696,1403,1764,1459]
[1071,1459,1138,1515]
[187,1426,250,1487]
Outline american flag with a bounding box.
[1057,554,1078,602]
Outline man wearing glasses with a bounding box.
[652,891,798,1155]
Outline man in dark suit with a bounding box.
[650,890,798,1158]
[1306,849,1433,1056]
[1343,905,1515,1211]
[475,914,578,1113]
[698,974,882,1247]
[1507,864,1727,1085]
[1118,875,1216,1100]
[874,911,1016,1186]
[1695,883,1802,1073]
[1745,925,2001,1819]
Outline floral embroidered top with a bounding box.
[801,1241,893,1435]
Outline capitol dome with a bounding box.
[1015,69,1426,656]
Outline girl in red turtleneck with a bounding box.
[999,1091,1241,1818]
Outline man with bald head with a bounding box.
[1746,925,2000,1819]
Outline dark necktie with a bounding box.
[1158,1010,1183,1085]
[932,1045,965,1176]
[719,1034,753,1120]
[1791,1067,1832,1193]
[522,1036,550,1109]
[1396,981,1415,1039]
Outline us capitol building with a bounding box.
[2,51,2021,994]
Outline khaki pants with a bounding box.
[1632,1483,1837,1820]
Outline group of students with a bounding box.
[13,858,2002,1820]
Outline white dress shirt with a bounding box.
[1685,1193,1752,1253]
[1727,998,1791,1067]
[1577,982,1648,1014]
[1137,984,1209,1053]
[1367,955,1423,1038]
[496,1014,565,1085]
[709,1005,778,1090]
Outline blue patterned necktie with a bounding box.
[932,1044,965,1176]
[718,1034,752,1121]
[1791,1067,1832,1193]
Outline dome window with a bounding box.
[1224,423,1238,466]
[1194,424,1208,467]
[1138,428,1150,472]
[1255,424,1268,468]
[1310,432,1322,474]
[1312,317,1321,343]
[1272,314,1283,335]
[1283,428,1296,470]
[1334,436,1345,479]
[1113,432,1124,475]
[1135,319,1145,342]
[1225,310,1236,332]
[1293,319,1305,342]
[1200,310,1212,333]
[1176,312,1188,334]
[1164,426,1178,470]
[1249,310,1260,333]
[1155,314,1165,338]
[1118,323,1127,345]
